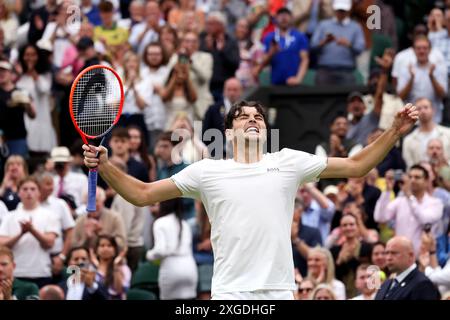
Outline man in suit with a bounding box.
[375,236,440,300]
[59,246,107,300]
[203,78,242,158]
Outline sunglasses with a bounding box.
[298,287,313,293]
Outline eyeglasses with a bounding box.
[298,287,313,293]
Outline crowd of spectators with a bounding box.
[0,0,450,300]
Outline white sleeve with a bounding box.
[0,200,8,225]
[278,148,327,185]
[40,22,57,41]
[425,263,450,286]
[0,215,14,236]
[348,144,363,157]
[58,200,75,230]
[146,219,172,260]
[137,79,153,107]
[44,211,61,237]
[315,145,327,158]
[171,161,204,199]
[285,149,327,185]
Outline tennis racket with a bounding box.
[69,65,124,212]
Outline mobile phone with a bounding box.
[179,53,189,64]
[423,223,432,233]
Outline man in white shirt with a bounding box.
[128,1,163,55]
[392,25,445,87]
[50,146,88,210]
[36,172,75,276]
[396,35,447,124]
[83,100,418,300]
[402,97,450,168]
[0,177,59,288]
[60,246,108,300]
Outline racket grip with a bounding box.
[87,169,98,212]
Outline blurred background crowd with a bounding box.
[0,0,449,300]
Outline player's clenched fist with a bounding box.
[82,145,108,169]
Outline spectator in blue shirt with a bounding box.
[311,0,365,85]
[257,7,309,85]
[299,183,336,244]
[81,0,102,26]
[154,132,195,223]
[291,199,323,277]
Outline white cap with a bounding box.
[324,185,339,196]
[333,0,352,11]
[0,60,12,71]
[50,146,73,163]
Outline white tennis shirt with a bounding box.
[172,148,327,294]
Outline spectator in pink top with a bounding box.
[374,164,443,255]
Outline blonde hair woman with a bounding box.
[0,155,28,211]
[311,283,337,300]
[0,1,18,47]
[119,51,152,144]
[307,246,346,300]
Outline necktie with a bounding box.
[57,177,64,197]
[384,279,399,299]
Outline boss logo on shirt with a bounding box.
[267,167,280,172]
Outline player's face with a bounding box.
[230,106,267,143]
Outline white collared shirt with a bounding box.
[332,17,351,26]
[224,98,232,114]
[395,263,417,285]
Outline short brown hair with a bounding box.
[17,176,39,190]
[155,131,180,146]
[111,127,130,140]
[224,100,269,130]
[0,246,14,261]
[98,0,114,12]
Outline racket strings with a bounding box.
[72,68,122,137]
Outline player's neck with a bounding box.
[233,144,263,164]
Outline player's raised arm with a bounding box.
[320,103,418,179]
[83,145,181,206]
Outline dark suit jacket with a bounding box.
[59,280,108,300]
[374,267,440,300]
[203,100,227,157]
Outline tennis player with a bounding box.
[83,100,418,300]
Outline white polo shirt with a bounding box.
[0,206,60,278]
[172,148,327,294]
